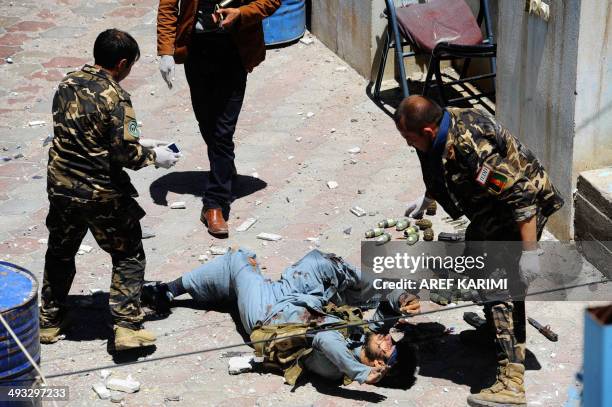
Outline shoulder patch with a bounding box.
[487,171,508,194]
[127,120,140,138]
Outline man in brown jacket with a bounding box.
[157,0,280,236]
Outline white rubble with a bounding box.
[28,120,46,127]
[209,246,229,255]
[100,369,112,379]
[92,383,111,400]
[228,356,255,375]
[198,254,209,262]
[106,376,140,393]
[327,181,338,189]
[256,232,282,241]
[299,37,314,45]
[170,201,186,209]
[350,206,367,217]
[236,218,257,232]
[347,147,361,154]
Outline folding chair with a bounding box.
[373,0,496,107]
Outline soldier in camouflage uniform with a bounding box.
[40,29,181,351]
[396,96,563,407]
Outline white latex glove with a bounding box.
[159,55,175,89]
[153,146,181,169]
[139,139,171,149]
[405,195,434,218]
[518,249,542,285]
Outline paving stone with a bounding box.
[6,21,55,32]
[42,56,89,68]
[39,26,87,39]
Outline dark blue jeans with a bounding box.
[185,34,247,214]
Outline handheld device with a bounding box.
[166,143,180,153]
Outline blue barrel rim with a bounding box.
[0,261,38,313]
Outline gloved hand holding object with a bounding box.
[159,55,175,89]
[519,249,542,285]
[153,146,181,169]
[405,195,434,218]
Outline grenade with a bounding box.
[365,228,384,238]
[415,219,433,230]
[377,218,397,228]
[404,226,419,237]
[406,233,419,246]
[426,201,437,216]
[375,233,392,246]
[395,218,410,231]
[423,228,434,241]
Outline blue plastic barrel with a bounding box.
[263,0,306,45]
[0,262,41,407]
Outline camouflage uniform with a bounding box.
[418,108,564,365]
[41,65,155,330]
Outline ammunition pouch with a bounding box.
[250,303,368,386]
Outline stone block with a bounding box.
[574,168,612,277]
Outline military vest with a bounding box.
[250,304,368,385]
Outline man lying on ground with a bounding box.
[142,248,420,385]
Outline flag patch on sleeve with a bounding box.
[487,172,508,193]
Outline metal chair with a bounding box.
[373,0,496,107]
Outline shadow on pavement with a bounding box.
[149,171,267,206]
[415,326,541,393]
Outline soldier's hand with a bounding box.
[153,146,181,169]
[217,7,241,29]
[405,195,433,219]
[519,249,542,285]
[139,139,171,149]
[159,55,175,89]
[365,365,389,384]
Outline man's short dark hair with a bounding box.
[364,332,380,362]
[93,29,140,69]
[394,95,443,133]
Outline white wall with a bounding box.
[573,0,612,175]
[496,0,581,239]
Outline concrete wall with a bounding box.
[573,0,612,174]
[496,0,581,239]
[311,0,427,81]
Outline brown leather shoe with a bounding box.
[201,208,228,236]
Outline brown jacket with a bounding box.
[157,0,280,72]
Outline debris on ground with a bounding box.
[350,206,366,217]
[198,254,209,262]
[38,238,48,244]
[299,36,314,45]
[256,232,282,241]
[335,66,348,72]
[89,288,103,295]
[348,147,361,154]
[169,201,186,209]
[77,244,93,255]
[42,133,53,146]
[110,391,124,403]
[357,189,365,194]
[295,137,302,142]
[28,120,46,127]
[252,172,259,178]
[100,369,112,379]
[92,383,111,400]
[6,57,13,64]
[343,226,352,235]
[236,218,257,232]
[106,376,140,393]
[228,355,255,375]
[327,181,338,189]
[142,229,156,239]
[164,394,181,402]
[209,246,229,255]
[306,112,315,118]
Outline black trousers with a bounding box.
[185,34,247,213]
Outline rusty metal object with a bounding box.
[423,228,434,241]
[415,219,433,230]
[426,201,437,215]
[528,317,558,342]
